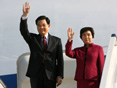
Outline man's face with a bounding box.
[37,19,50,36]
[81,30,93,45]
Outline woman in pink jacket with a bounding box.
[65,27,104,88]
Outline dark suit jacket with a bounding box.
[65,40,104,81]
[20,18,64,80]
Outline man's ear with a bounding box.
[48,24,50,28]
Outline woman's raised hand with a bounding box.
[67,28,74,42]
[23,2,30,17]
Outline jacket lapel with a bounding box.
[36,34,44,51]
[36,33,53,51]
[47,33,53,51]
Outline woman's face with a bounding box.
[81,30,93,45]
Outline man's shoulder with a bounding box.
[30,33,38,36]
[51,36,61,42]
[52,35,60,39]
[29,33,40,39]
[49,34,61,40]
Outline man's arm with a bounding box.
[56,38,64,86]
[22,2,30,18]
[20,2,31,44]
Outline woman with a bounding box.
[65,27,104,88]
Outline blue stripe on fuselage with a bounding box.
[0,74,17,88]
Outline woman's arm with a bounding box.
[98,46,105,79]
[65,28,76,58]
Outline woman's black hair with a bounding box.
[80,27,95,39]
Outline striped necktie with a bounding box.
[43,36,47,51]
[42,36,47,64]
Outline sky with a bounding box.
[0,0,117,74]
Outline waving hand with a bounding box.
[23,2,30,17]
[67,28,74,42]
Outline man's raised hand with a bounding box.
[23,2,30,17]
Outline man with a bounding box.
[20,2,64,88]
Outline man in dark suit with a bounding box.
[20,2,64,88]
